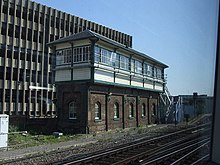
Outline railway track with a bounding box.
[54,123,211,165]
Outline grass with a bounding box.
[7,125,82,149]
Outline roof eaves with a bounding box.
[47,30,97,46]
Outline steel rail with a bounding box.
[111,133,210,165]
[190,154,209,165]
[142,139,210,165]
[170,141,210,165]
[60,124,210,165]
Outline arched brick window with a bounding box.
[129,103,134,118]
[152,103,156,116]
[114,102,119,119]
[69,101,77,119]
[95,102,101,120]
[142,103,146,117]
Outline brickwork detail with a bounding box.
[88,93,106,133]
[107,95,123,130]
[56,83,159,134]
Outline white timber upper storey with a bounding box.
[48,30,168,92]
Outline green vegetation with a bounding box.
[8,125,82,150]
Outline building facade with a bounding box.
[0,0,132,124]
[170,93,213,124]
[48,30,168,133]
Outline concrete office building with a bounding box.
[48,30,168,133]
[0,0,132,126]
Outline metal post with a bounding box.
[174,108,177,127]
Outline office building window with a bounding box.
[34,11,39,23]
[50,16,54,27]
[16,5,21,18]
[14,47,19,59]
[39,32,43,43]
[9,4,14,16]
[50,34,54,42]
[0,45,6,57]
[21,27,26,40]
[3,2,8,14]
[7,49,12,58]
[33,30,37,42]
[22,7,27,19]
[28,9,33,21]
[70,22,73,33]
[27,29,32,41]
[1,22,7,35]
[8,24,13,37]
[45,16,49,27]
[61,19,64,30]
[56,17,59,28]
[66,20,69,31]
[15,26,20,38]
[40,13,44,24]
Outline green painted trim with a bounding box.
[90,41,95,83]
[94,119,102,122]
[55,79,92,84]
[94,80,163,93]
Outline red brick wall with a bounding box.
[62,92,81,121]
[56,83,89,134]
[149,98,158,124]
[138,97,149,127]
[56,83,160,134]
[88,93,106,133]
[107,95,123,130]
[124,96,137,128]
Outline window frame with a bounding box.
[120,55,129,71]
[95,102,101,120]
[69,101,77,119]
[129,103,134,118]
[141,103,146,117]
[135,60,142,74]
[152,103,156,116]
[114,102,119,119]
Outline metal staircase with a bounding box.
[159,85,174,123]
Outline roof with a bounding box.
[47,30,168,68]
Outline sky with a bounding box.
[33,0,219,96]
